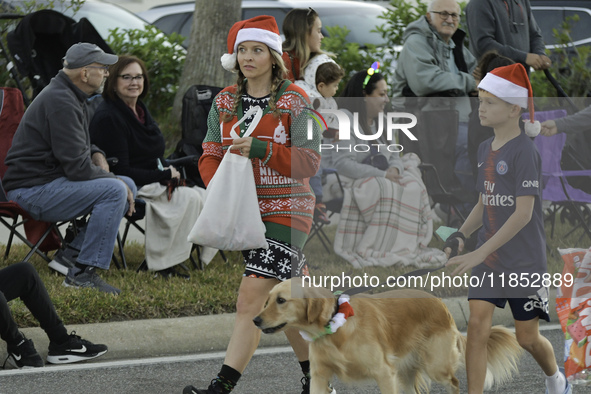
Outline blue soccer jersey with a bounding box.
[475,131,546,275]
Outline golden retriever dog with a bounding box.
[254,278,523,393]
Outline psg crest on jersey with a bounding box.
[496,160,508,175]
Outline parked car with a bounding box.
[530,0,591,49]
[138,0,389,49]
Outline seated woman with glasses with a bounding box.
[89,55,215,277]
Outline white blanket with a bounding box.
[138,183,217,270]
[333,154,447,268]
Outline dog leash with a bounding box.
[341,229,463,296]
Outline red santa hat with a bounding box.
[221,15,283,72]
[478,63,541,137]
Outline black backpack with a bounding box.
[170,85,223,188]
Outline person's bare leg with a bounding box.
[466,300,495,394]
[223,276,279,372]
[285,328,309,361]
[514,318,558,375]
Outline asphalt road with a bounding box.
[0,327,587,394]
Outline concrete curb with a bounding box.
[0,293,560,363]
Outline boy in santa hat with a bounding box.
[444,63,572,394]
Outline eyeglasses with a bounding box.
[86,65,109,72]
[118,74,144,82]
[430,11,461,21]
[363,61,380,89]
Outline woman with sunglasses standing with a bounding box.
[182,16,327,394]
[282,8,338,224]
[90,55,212,278]
[281,7,325,83]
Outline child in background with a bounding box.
[444,63,572,394]
[295,54,345,223]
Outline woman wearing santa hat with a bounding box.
[183,15,326,394]
[444,63,571,394]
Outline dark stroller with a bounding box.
[4,8,113,103]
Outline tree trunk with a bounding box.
[171,0,241,123]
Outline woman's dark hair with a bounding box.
[338,70,386,134]
[103,55,150,101]
[477,50,515,80]
[340,70,385,98]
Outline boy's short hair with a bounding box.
[315,62,345,87]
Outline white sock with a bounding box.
[545,369,566,394]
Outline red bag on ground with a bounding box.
[557,247,591,386]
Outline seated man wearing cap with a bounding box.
[2,42,136,295]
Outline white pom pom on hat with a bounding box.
[221,15,283,72]
[478,63,541,137]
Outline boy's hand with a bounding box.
[442,231,466,258]
[446,250,485,276]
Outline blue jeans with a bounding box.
[7,176,136,270]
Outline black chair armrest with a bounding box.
[107,157,118,167]
[128,198,146,221]
[165,155,199,168]
[322,168,345,195]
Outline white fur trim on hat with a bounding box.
[235,27,282,55]
[524,120,541,137]
[221,53,237,72]
[478,73,529,108]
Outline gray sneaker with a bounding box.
[63,266,121,295]
[48,249,77,275]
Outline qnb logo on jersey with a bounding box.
[522,180,539,188]
[305,108,418,152]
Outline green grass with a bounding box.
[2,216,588,328]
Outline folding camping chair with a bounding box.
[170,84,228,266]
[399,104,473,227]
[533,110,591,244]
[305,169,345,253]
[169,85,223,188]
[115,156,223,272]
[0,87,64,262]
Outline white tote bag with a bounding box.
[188,106,269,250]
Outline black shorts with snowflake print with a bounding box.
[242,238,309,281]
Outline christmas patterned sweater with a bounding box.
[199,81,321,249]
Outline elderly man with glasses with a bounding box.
[466,0,551,72]
[391,0,478,215]
[3,43,137,295]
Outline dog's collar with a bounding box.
[300,294,355,342]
